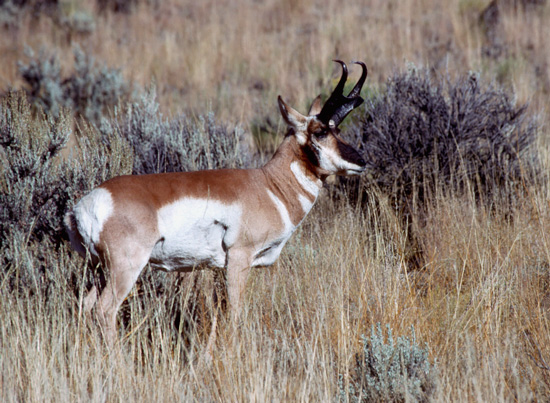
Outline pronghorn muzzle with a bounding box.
[337,137,367,171]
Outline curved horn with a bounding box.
[329,98,364,127]
[332,60,348,97]
[318,60,368,126]
[347,61,367,98]
[317,60,349,123]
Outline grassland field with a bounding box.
[1,0,550,401]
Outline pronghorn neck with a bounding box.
[261,134,323,226]
[264,132,322,180]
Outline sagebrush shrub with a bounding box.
[349,67,539,212]
[18,46,131,124]
[1,92,69,247]
[0,0,20,28]
[17,48,64,118]
[0,91,132,290]
[58,9,96,37]
[0,0,58,28]
[340,323,437,402]
[99,89,253,174]
[96,0,148,14]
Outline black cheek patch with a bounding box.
[303,144,319,167]
[337,139,366,167]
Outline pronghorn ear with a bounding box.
[308,95,322,116]
[278,96,307,130]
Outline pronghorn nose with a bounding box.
[358,156,367,167]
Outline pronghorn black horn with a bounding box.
[318,60,367,127]
[347,61,368,98]
[332,60,348,99]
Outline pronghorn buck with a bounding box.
[65,60,368,349]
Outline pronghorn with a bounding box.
[65,60,368,350]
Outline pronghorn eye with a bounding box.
[314,129,328,139]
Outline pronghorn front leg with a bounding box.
[205,267,225,357]
[205,249,251,355]
[225,249,252,322]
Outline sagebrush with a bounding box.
[18,46,131,124]
[340,323,437,403]
[99,89,253,175]
[0,91,132,296]
[350,67,539,213]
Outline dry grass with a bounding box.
[2,0,548,120]
[2,190,549,400]
[2,0,550,401]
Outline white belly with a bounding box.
[150,198,242,271]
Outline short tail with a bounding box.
[64,210,76,232]
[64,210,87,257]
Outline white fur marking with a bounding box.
[319,144,363,174]
[152,198,242,270]
[267,190,293,233]
[73,188,113,255]
[251,190,296,267]
[290,161,321,198]
[294,129,308,145]
[298,193,314,214]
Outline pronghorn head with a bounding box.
[278,60,367,178]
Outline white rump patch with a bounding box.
[152,198,242,270]
[72,187,114,255]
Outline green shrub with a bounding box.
[339,323,437,402]
[99,89,253,174]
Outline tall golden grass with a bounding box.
[3,0,548,119]
[1,0,550,401]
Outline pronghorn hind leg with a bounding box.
[95,251,151,347]
[82,260,107,315]
[83,285,98,314]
